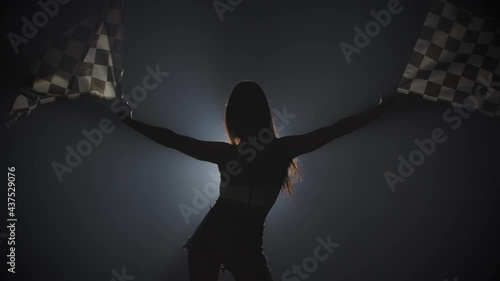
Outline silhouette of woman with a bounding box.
[123,81,392,281]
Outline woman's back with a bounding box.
[217,137,291,215]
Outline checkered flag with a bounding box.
[397,0,500,117]
[7,0,124,126]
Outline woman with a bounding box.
[123,81,392,280]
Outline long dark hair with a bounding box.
[224,81,301,196]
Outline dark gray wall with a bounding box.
[2,0,499,280]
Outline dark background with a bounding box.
[1,0,500,280]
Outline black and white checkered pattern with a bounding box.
[8,0,123,126]
[398,0,500,117]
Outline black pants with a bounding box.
[188,246,274,281]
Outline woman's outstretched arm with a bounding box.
[123,114,230,164]
[282,95,393,158]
